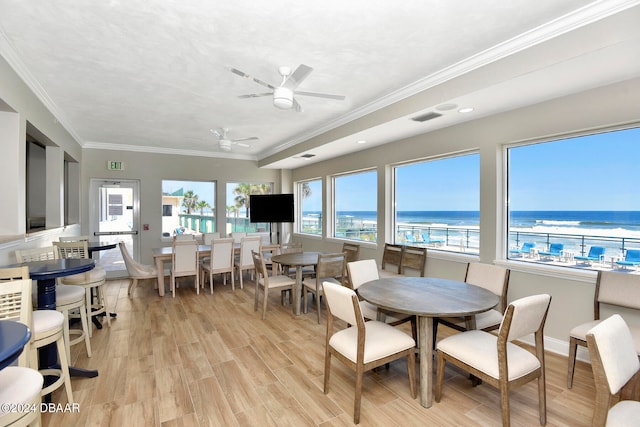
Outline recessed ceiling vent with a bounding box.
[300,153,315,158]
[411,111,442,122]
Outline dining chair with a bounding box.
[119,241,157,296]
[399,245,427,277]
[234,236,261,289]
[15,246,92,361]
[199,237,234,293]
[435,262,510,341]
[59,235,90,242]
[567,271,640,389]
[174,234,196,241]
[346,259,417,340]
[251,250,295,320]
[0,275,74,406]
[379,243,403,278]
[54,240,111,336]
[170,238,199,297]
[586,314,640,427]
[202,232,221,245]
[342,242,360,263]
[322,281,416,424]
[435,293,552,427]
[231,231,247,243]
[303,252,345,323]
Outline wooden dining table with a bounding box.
[270,251,321,315]
[358,276,499,408]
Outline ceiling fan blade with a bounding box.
[235,142,252,148]
[238,93,272,99]
[283,64,313,90]
[230,137,259,143]
[296,91,346,100]
[292,97,303,113]
[229,67,276,90]
[210,128,223,138]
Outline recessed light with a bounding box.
[357,140,367,144]
[458,107,474,113]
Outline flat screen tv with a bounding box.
[249,194,295,223]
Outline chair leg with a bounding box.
[567,337,579,388]
[435,352,445,402]
[316,292,321,324]
[538,374,547,425]
[354,364,364,424]
[55,335,74,404]
[127,278,137,296]
[254,282,260,312]
[79,303,92,358]
[85,288,93,338]
[499,379,511,427]
[262,285,268,320]
[407,351,416,399]
[323,352,331,394]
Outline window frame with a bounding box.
[296,178,323,237]
[330,168,378,243]
[391,151,480,254]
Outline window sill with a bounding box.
[495,258,597,283]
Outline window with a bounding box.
[297,179,322,236]
[506,126,640,270]
[161,180,215,237]
[393,153,480,253]
[226,182,273,233]
[332,170,377,242]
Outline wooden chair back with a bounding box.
[0,266,30,281]
[342,242,360,263]
[210,238,234,270]
[316,253,346,286]
[59,235,89,242]
[381,243,403,274]
[400,246,426,277]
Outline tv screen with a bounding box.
[249,194,295,223]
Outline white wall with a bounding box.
[289,76,640,357]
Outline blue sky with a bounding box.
[165,127,640,213]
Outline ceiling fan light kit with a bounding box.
[273,87,294,109]
[232,64,345,112]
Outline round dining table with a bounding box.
[0,320,31,370]
[271,251,321,315]
[358,276,499,408]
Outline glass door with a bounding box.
[89,179,140,278]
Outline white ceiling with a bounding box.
[1,0,640,169]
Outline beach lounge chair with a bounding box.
[616,249,640,270]
[405,231,418,244]
[574,246,606,265]
[420,233,444,246]
[538,243,564,261]
[509,242,535,257]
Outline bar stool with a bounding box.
[54,240,110,337]
[0,274,74,406]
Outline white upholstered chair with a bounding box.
[170,238,199,297]
[234,236,261,289]
[435,294,552,427]
[435,262,510,341]
[202,232,221,245]
[251,250,295,320]
[0,367,43,427]
[586,314,640,427]
[119,241,157,296]
[322,281,416,424]
[199,237,234,293]
[567,271,640,389]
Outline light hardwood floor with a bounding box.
[42,274,600,426]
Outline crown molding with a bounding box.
[258,0,640,160]
[82,141,257,161]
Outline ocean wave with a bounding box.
[535,220,581,226]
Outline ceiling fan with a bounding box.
[230,64,345,112]
[210,128,258,151]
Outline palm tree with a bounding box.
[233,183,272,217]
[196,200,210,215]
[182,190,198,214]
[301,182,312,199]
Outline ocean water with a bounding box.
[303,211,640,253]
